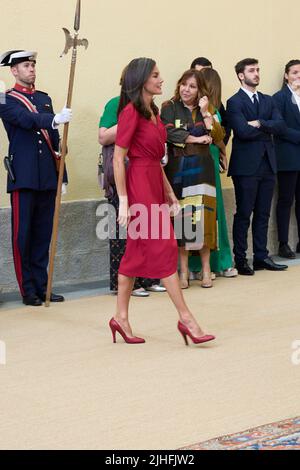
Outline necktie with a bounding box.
[253,93,259,117]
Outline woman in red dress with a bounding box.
[110,58,215,345]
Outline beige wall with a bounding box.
[1,0,299,208]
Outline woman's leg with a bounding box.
[200,245,210,272]
[114,274,135,336]
[108,192,126,292]
[200,246,213,287]
[276,171,297,244]
[178,246,189,288]
[179,246,189,273]
[162,272,205,337]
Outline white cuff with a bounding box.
[52,118,59,129]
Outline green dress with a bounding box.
[189,110,233,273]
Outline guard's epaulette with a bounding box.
[35,90,49,96]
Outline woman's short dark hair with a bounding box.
[190,57,212,69]
[118,57,158,119]
[235,58,259,77]
[173,69,209,105]
[282,59,300,88]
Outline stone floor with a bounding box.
[0,280,110,310]
[2,256,300,311]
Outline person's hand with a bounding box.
[167,192,181,217]
[198,135,213,145]
[54,107,72,125]
[291,79,300,89]
[219,150,228,171]
[291,80,300,95]
[248,120,261,128]
[199,95,209,114]
[61,183,68,196]
[118,196,130,227]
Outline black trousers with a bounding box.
[10,189,56,297]
[276,171,300,243]
[232,156,276,264]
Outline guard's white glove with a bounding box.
[54,107,72,126]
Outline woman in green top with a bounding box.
[189,68,237,278]
[99,96,120,142]
[99,95,166,295]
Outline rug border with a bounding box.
[179,416,300,450]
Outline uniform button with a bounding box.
[39,140,43,144]
[37,131,41,135]
[39,150,42,154]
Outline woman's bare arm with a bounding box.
[113,144,129,226]
[98,125,118,145]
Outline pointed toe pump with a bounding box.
[109,318,145,344]
[177,321,215,346]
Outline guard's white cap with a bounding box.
[0,50,37,67]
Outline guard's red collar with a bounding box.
[14,83,35,95]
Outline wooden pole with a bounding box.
[45,0,87,307]
[45,42,78,307]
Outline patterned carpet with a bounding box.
[181,417,300,450]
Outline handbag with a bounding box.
[98,143,115,198]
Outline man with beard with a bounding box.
[227,58,288,275]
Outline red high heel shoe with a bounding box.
[109,318,145,344]
[177,321,215,346]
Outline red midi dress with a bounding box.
[116,103,178,279]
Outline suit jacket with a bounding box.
[227,88,286,176]
[0,88,62,192]
[273,85,300,171]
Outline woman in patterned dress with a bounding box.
[161,70,224,288]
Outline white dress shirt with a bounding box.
[288,84,300,112]
[241,87,259,103]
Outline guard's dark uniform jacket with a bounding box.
[0,85,61,192]
[0,84,65,299]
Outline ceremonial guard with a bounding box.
[0,50,72,305]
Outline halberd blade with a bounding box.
[60,28,74,57]
[77,38,89,50]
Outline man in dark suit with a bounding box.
[227,58,288,275]
[0,50,72,305]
